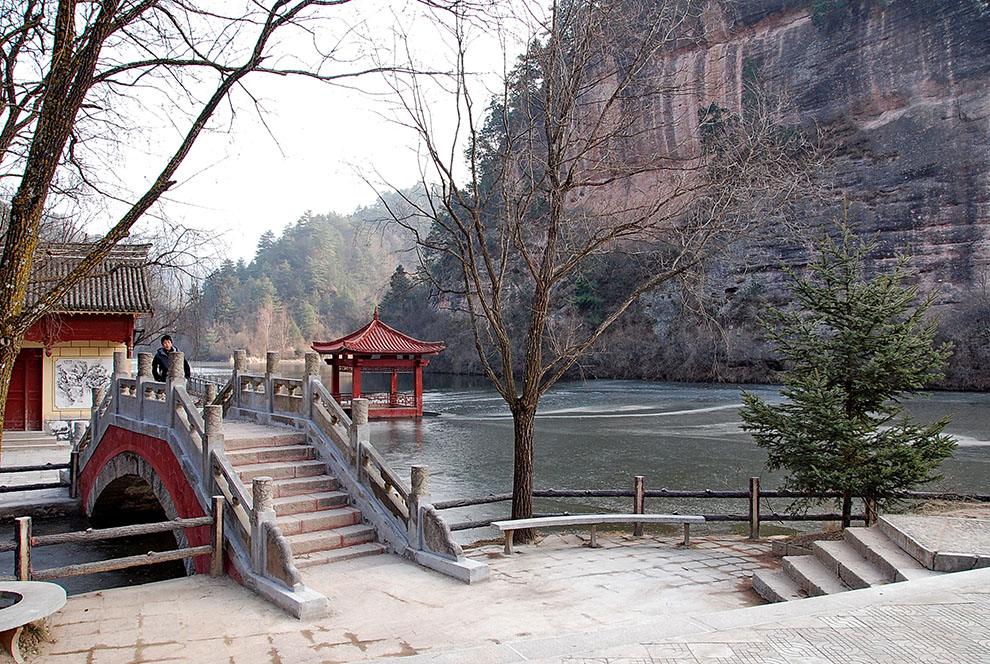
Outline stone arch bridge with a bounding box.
[73,350,486,617]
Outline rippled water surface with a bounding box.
[367,378,990,538]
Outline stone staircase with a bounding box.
[753,517,949,603]
[223,420,385,568]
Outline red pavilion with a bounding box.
[311,311,444,419]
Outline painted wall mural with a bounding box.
[55,358,112,409]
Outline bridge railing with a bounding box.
[224,350,485,583]
[73,350,327,617]
[229,352,415,531]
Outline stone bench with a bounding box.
[0,581,67,663]
[491,513,706,554]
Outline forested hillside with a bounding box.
[182,197,420,360]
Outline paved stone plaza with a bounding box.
[30,530,990,663]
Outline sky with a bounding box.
[85,1,528,267]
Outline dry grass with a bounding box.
[902,501,990,519]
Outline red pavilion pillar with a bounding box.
[389,371,398,407]
[352,360,362,401]
[414,362,423,416]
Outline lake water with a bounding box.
[366,377,990,538]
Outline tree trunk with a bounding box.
[0,338,25,457]
[864,496,878,526]
[510,403,537,543]
[841,490,852,529]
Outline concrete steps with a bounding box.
[223,420,382,567]
[753,521,946,604]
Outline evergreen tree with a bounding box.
[740,221,956,527]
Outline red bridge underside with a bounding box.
[79,425,234,577]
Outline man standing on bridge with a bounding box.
[152,334,191,381]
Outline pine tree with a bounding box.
[740,221,956,526]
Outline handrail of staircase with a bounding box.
[310,381,352,456]
[214,377,235,416]
[358,442,411,522]
[210,451,253,537]
[307,381,412,522]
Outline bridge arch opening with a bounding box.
[86,451,195,576]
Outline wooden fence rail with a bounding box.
[6,496,224,582]
[0,462,72,494]
[435,477,990,539]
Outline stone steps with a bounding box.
[844,526,940,582]
[273,491,349,516]
[753,522,947,604]
[225,444,315,466]
[293,542,387,569]
[235,459,327,483]
[782,555,849,597]
[750,568,806,602]
[277,506,362,536]
[286,524,376,556]
[813,539,889,589]
[223,420,382,568]
[272,476,338,498]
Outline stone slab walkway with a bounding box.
[35,533,774,663]
[882,514,990,571]
[28,523,990,663]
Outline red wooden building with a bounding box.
[3,243,153,431]
[312,311,444,419]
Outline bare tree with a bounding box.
[381,0,826,535]
[0,0,467,455]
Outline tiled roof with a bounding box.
[25,242,154,315]
[312,310,444,355]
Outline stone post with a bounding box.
[167,351,185,428]
[265,352,280,412]
[91,386,106,434]
[233,350,247,410]
[113,350,129,377]
[72,421,86,447]
[349,398,370,469]
[304,352,320,418]
[137,352,153,420]
[265,351,280,377]
[409,465,430,548]
[203,405,224,488]
[137,352,153,378]
[205,383,217,404]
[251,477,276,575]
[167,351,186,385]
[112,351,127,415]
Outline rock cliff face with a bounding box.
[621,0,990,388]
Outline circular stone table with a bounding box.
[0,582,67,663]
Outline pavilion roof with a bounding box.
[312,310,444,356]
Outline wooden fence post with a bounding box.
[748,477,760,541]
[211,496,224,578]
[633,475,645,536]
[69,450,79,499]
[15,518,31,581]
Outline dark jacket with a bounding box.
[152,346,191,381]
